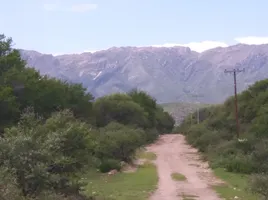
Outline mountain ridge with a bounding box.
[19,43,268,103]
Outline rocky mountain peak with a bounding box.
[19,43,268,103]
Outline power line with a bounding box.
[224,68,245,139]
[189,93,204,124]
[192,94,204,124]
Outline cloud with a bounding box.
[234,36,268,45]
[69,4,98,12]
[151,41,228,52]
[150,36,268,52]
[43,3,97,12]
[51,36,268,56]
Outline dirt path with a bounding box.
[147,134,224,200]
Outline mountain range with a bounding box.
[19,43,268,104]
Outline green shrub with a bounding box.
[185,123,207,145]
[98,159,121,173]
[143,128,159,143]
[0,33,176,200]
[193,130,222,152]
[95,123,145,163]
[224,154,255,173]
[178,78,268,176]
[248,173,268,199]
[0,109,94,197]
[251,140,268,173]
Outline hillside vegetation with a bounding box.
[178,78,268,199]
[21,42,268,104]
[162,102,209,125]
[0,35,174,200]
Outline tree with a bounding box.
[0,109,95,198]
[93,93,149,128]
[155,105,175,133]
[0,34,25,76]
[128,89,157,128]
[95,122,145,162]
[0,86,20,132]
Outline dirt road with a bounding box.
[147,134,223,200]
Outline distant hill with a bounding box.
[161,102,210,125]
[19,43,268,103]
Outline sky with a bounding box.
[1,0,268,55]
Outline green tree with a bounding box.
[128,89,157,127]
[95,122,145,163]
[93,93,149,128]
[0,109,95,198]
[155,105,175,133]
[0,86,20,132]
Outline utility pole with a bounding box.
[191,94,204,124]
[182,87,204,125]
[224,68,245,139]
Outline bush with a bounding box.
[94,123,145,163]
[98,159,121,173]
[224,154,255,173]
[249,173,268,200]
[193,130,222,153]
[93,94,149,128]
[0,33,176,200]
[0,109,95,198]
[184,123,207,145]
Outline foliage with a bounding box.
[0,34,175,199]
[0,109,94,198]
[178,78,268,198]
[93,94,149,128]
[161,102,210,125]
[249,174,268,200]
[95,122,145,163]
[83,161,157,200]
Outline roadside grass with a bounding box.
[137,150,157,161]
[213,168,259,200]
[171,172,187,181]
[83,151,158,200]
[177,193,198,200]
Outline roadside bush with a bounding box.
[98,159,122,173]
[251,140,268,173]
[143,128,159,143]
[193,130,222,153]
[178,78,268,197]
[0,167,24,200]
[249,174,268,200]
[184,123,208,145]
[0,109,95,198]
[155,106,175,133]
[224,154,255,173]
[94,123,145,163]
[0,33,176,200]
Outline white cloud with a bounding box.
[151,41,228,52]
[43,3,97,12]
[234,36,268,45]
[150,36,268,52]
[50,36,268,56]
[69,4,98,12]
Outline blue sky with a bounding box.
[1,0,268,54]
